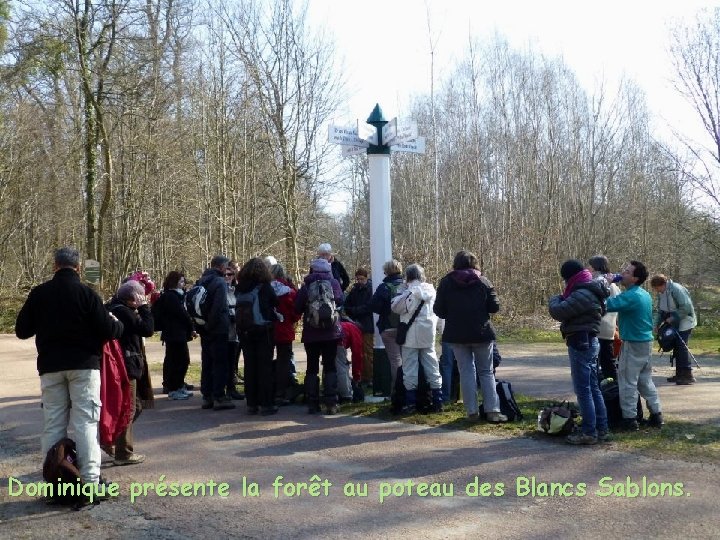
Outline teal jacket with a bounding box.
[606,285,654,342]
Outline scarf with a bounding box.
[562,269,593,299]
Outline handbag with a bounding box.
[395,299,425,345]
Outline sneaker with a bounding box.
[168,389,191,400]
[213,396,236,410]
[201,398,214,410]
[261,406,279,416]
[325,404,339,415]
[486,411,508,423]
[648,412,665,428]
[114,453,146,466]
[184,383,195,391]
[566,432,598,445]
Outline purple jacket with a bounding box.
[295,271,343,343]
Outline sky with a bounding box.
[307,0,720,212]
[309,0,718,135]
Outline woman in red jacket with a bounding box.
[270,264,302,404]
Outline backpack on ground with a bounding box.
[600,378,644,427]
[42,438,84,505]
[304,280,338,329]
[481,379,523,421]
[537,401,578,435]
[235,285,271,332]
[386,282,401,329]
[185,284,208,326]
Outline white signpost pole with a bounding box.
[327,104,425,396]
[365,104,392,396]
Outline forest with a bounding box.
[1,1,719,316]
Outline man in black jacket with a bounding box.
[548,259,610,445]
[197,254,235,411]
[15,247,124,485]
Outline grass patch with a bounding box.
[343,393,720,463]
[147,362,719,463]
[0,294,24,334]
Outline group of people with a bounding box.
[549,256,697,445]
[15,244,697,495]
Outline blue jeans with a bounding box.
[439,342,455,403]
[568,337,608,436]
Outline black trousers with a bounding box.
[200,335,229,400]
[163,341,190,392]
[598,338,617,380]
[242,328,275,408]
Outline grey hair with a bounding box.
[117,280,145,301]
[270,263,287,280]
[54,247,80,268]
[210,255,230,269]
[405,264,425,282]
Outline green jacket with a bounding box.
[653,280,697,332]
[606,285,653,342]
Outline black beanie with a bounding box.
[560,259,584,280]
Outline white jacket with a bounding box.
[390,280,437,349]
[592,273,619,340]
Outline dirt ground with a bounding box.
[2,335,720,539]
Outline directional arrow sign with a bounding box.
[342,144,367,157]
[393,121,418,145]
[392,136,426,154]
[382,117,397,145]
[329,125,369,147]
[358,121,378,145]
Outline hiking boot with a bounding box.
[676,370,696,385]
[213,396,236,411]
[467,413,481,422]
[228,389,245,400]
[620,418,640,431]
[201,398,214,410]
[114,453,146,466]
[666,374,678,383]
[401,404,417,415]
[325,404,339,415]
[100,445,115,458]
[566,432,598,445]
[486,411,508,423]
[247,406,259,415]
[648,412,665,428]
[597,430,612,442]
[261,406,279,416]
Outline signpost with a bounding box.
[327,104,426,396]
[84,259,101,284]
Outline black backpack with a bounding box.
[481,379,523,421]
[657,323,677,352]
[235,285,271,332]
[150,293,165,332]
